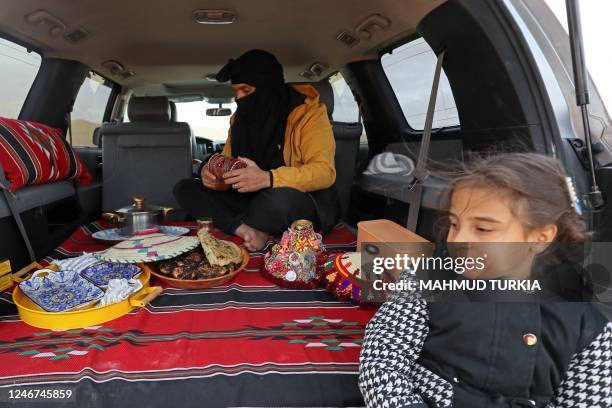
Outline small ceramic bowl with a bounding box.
[19,269,105,312]
[81,262,142,288]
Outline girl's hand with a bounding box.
[223,157,271,193]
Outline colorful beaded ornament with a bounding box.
[262,220,325,289]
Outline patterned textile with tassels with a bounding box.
[321,252,375,306]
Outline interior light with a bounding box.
[194,10,237,25]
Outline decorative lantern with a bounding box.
[262,220,325,289]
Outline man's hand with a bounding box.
[223,157,271,193]
[201,166,230,191]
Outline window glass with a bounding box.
[329,72,368,141]
[71,72,113,146]
[330,72,360,122]
[381,37,459,130]
[174,101,237,142]
[0,37,41,118]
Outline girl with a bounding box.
[359,153,611,407]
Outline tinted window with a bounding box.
[0,37,41,118]
[381,38,459,130]
[71,72,113,147]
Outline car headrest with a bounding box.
[291,80,334,118]
[92,127,101,146]
[128,96,171,122]
[169,101,177,122]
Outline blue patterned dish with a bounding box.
[19,269,104,312]
[81,262,142,287]
[92,226,190,242]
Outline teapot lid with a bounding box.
[116,196,163,214]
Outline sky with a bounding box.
[545,0,612,112]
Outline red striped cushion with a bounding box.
[0,117,92,192]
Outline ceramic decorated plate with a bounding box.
[95,233,200,263]
[19,269,105,313]
[92,226,190,242]
[80,262,142,287]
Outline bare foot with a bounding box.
[235,223,269,251]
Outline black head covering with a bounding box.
[216,49,304,170]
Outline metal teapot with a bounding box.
[102,196,173,236]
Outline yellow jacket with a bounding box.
[222,84,336,193]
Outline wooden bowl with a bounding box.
[139,248,249,289]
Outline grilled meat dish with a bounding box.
[157,248,239,280]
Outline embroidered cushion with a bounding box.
[0,117,92,192]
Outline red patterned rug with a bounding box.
[0,221,375,407]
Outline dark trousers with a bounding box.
[173,178,319,236]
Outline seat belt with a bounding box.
[0,164,36,262]
[66,111,84,213]
[406,49,446,232]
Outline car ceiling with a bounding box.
[0,0,444,93]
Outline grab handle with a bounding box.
[11,262,59,283]
[129,286,162,307]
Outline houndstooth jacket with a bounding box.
[359,296,612,407]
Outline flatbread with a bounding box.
[198,230,243,266]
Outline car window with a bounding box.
[71,72,113,147]
[381,37,459,130]
[174,100,237,142]
[330,72,360,122]
[0,37,42,118]
[329,72,368,141]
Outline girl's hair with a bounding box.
[448,153,589,243]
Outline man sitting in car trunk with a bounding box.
[174,49,339,251]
